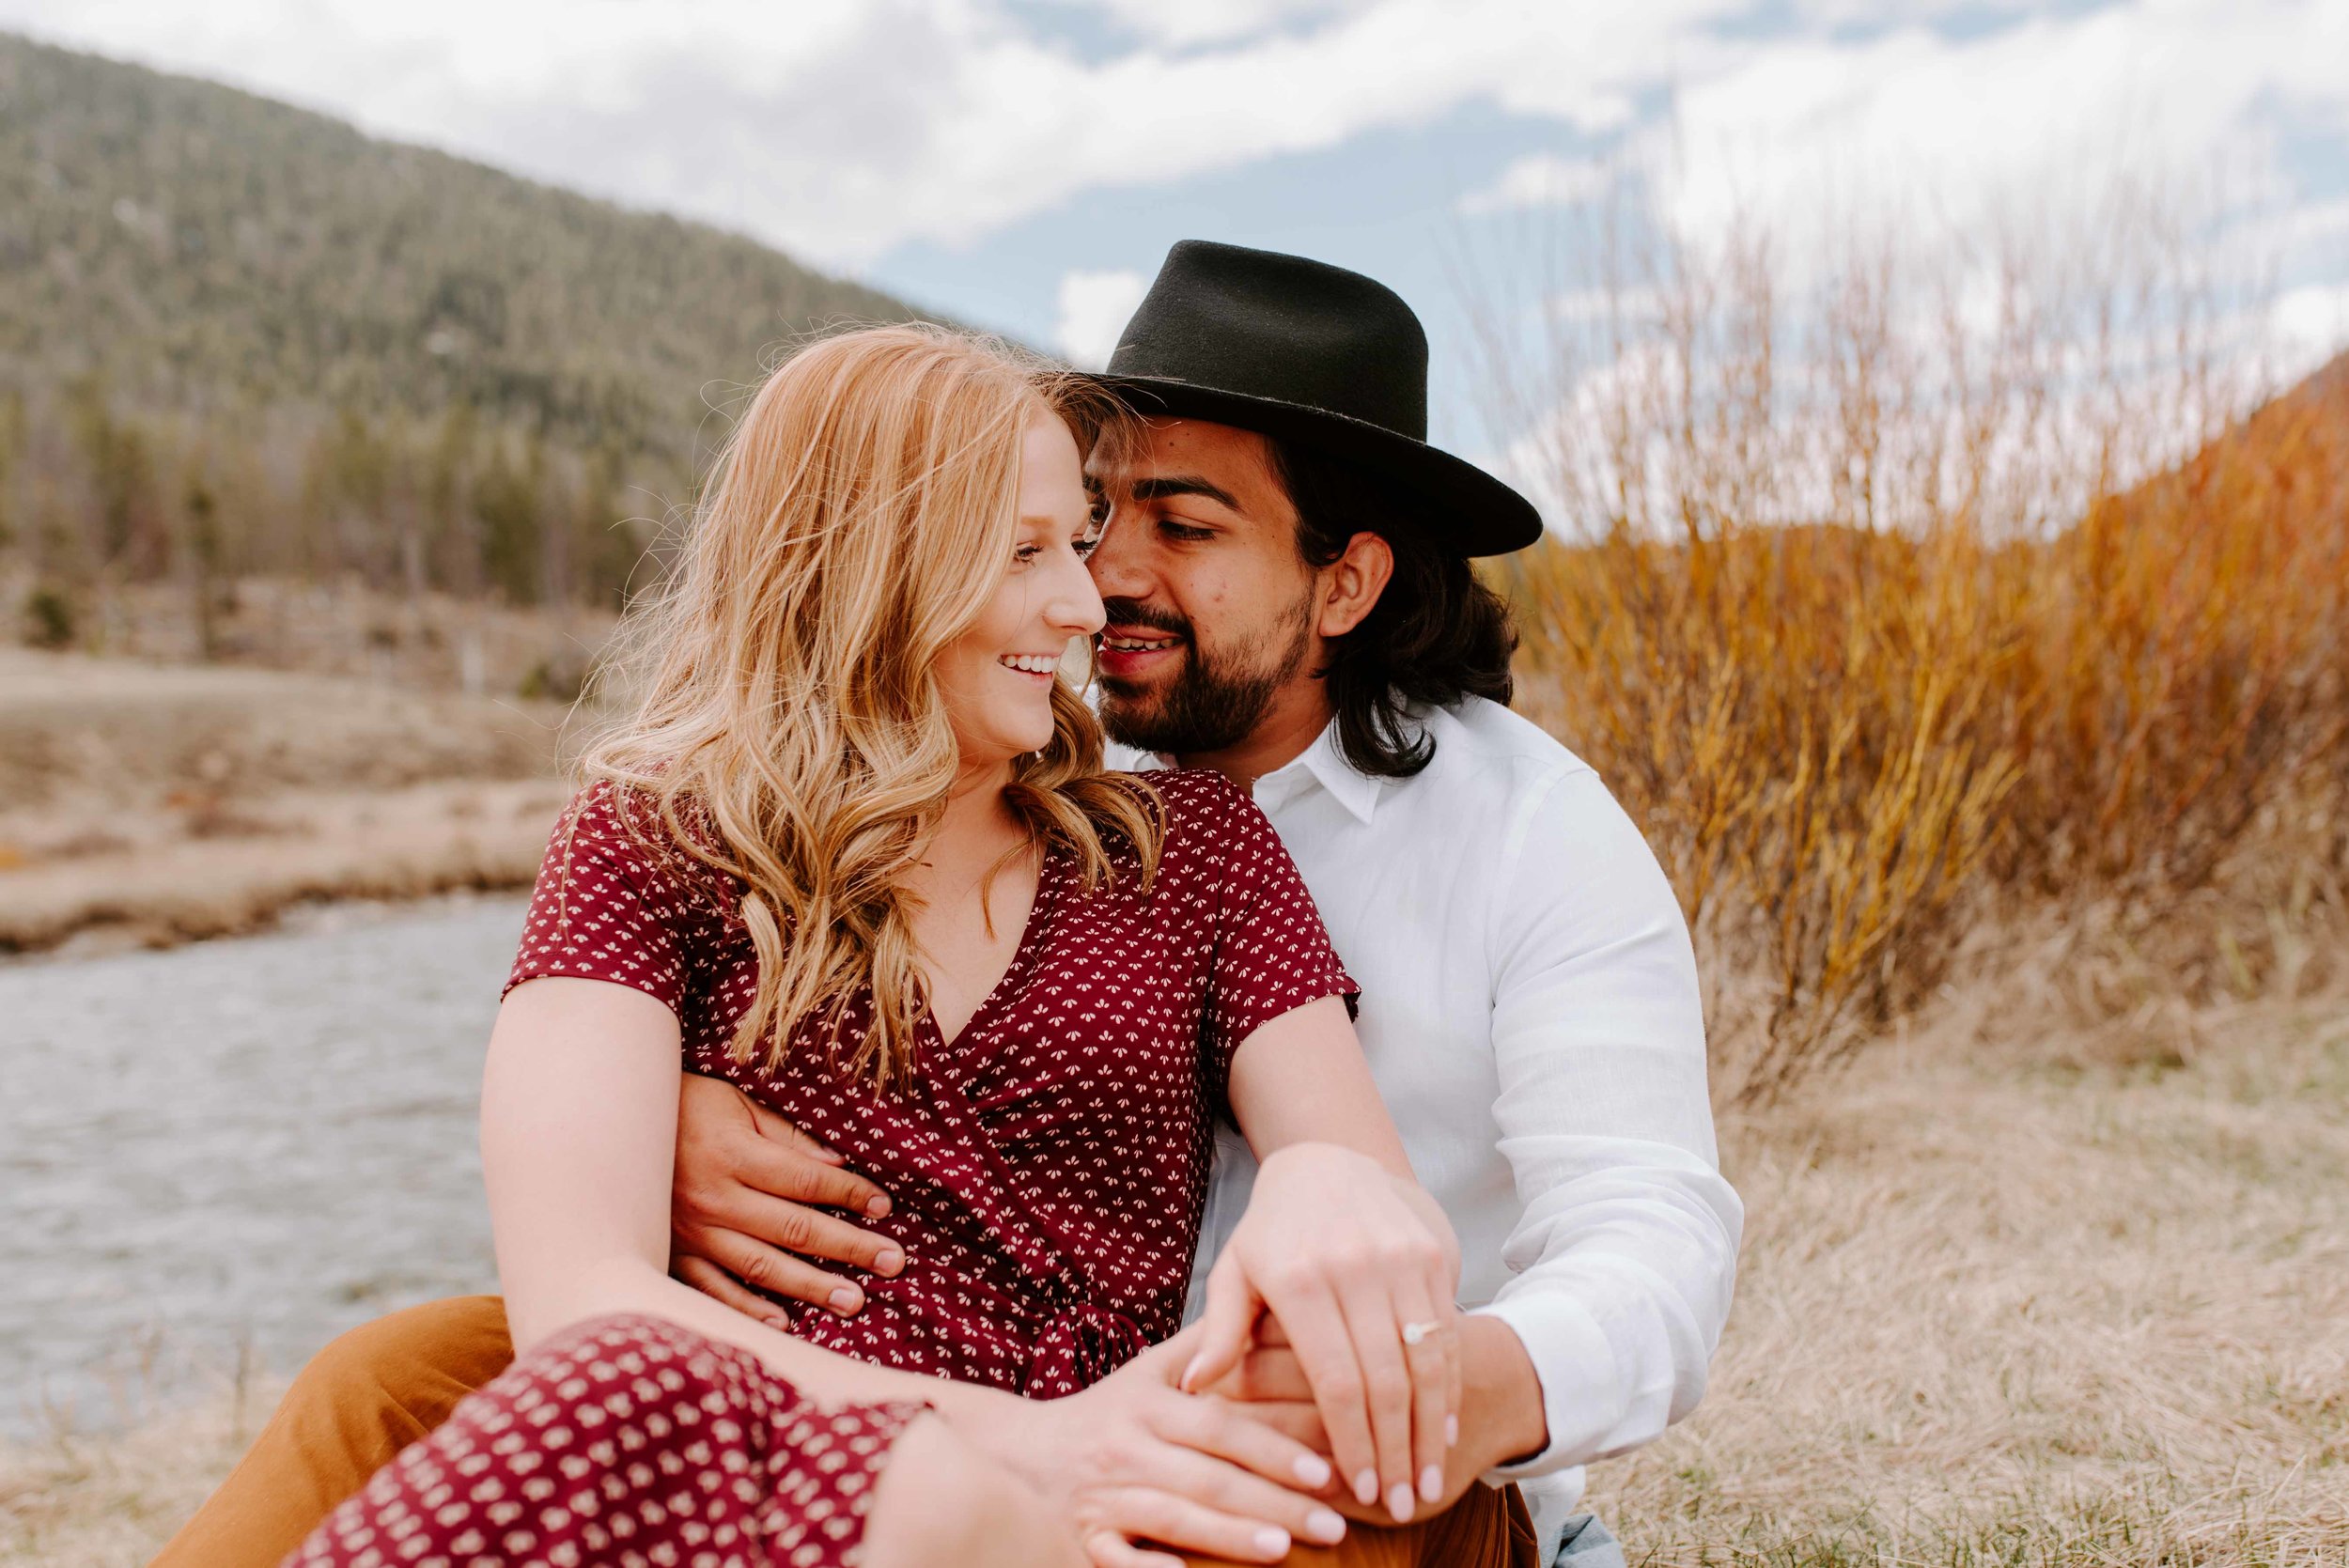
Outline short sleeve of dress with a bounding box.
[504,781,705,1015]
[1173,771,1360,1106]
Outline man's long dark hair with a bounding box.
[1271,440,1519,779]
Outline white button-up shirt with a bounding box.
[1114,697,1742,1554]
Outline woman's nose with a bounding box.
[1050,557,1106,638]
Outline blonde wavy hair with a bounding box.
[580,324,1160,1091]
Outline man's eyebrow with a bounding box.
[1129,474,1241,510]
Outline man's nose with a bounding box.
[1085,511,1151,600]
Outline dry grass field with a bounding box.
[1598,984,2349,1567]
[4,970,2341,1567]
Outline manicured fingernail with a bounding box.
[1446,1414,1460,1447]
[1387,1482,1415,1523]
[875,1247,904,1274]
[827,1287,860,1313]
[863,1195,891,1218]
[763,1316,790,1332]
[1354,1469,1378,1506]
[1420,1464,1443,1503]
[1304,1507,1346,1544]
[1293,1452,1332,1488]
[1180,1355,1203,1391]
[1252,1527,1289,1559]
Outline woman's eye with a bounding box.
[1012,543,1041,565]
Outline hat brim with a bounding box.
[1095,375,1546,557]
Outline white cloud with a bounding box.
[2,0,2340,355]
[1645,0,2349,268]
[2273,281,2349,369]
[1053,268,1150,368]
[1447,0,2349,501]
[1044,0,1365,48]
[1458,153,1614,215]
[0,0,1734,266]
[1547,285,1661,325]
[1780,0,2043,27]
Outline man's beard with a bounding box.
[1097,593,1317,755]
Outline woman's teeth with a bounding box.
[1000,654,1059,675]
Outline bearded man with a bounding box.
[154,242,1738,1568]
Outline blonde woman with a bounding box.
[284,328,1531,1568]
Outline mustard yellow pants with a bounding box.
[149,1295,1533,1568]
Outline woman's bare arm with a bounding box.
[1222,994,1412,1174]
[482,975,1344,1566]
[481,977,1006,1417]
[1190,993,1463,1525]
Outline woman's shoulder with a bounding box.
[553,776,663,857]
[545,778,732,908]
[1135,765,1252,820]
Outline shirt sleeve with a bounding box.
[1190,774,1361,1108]
[504,781,703,1016]
[1467,767,1745,1482]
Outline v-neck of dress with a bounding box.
[923,845,1066,1056]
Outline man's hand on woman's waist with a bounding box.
[669,1071,905,1320]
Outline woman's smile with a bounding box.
[998,652,1062,680]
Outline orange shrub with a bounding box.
[1477,219,2349,1099]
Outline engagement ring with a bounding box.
[1401,1319,1441,1345]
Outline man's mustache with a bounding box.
[1097,598,1191,640]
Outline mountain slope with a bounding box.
[0,31,931,458]
[0,33,967,617]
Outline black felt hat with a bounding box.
[1100,240,1544,556]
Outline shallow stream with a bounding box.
[0,897,521,1435]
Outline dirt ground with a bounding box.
[4,981,2341,1567]
[0,648,579,954]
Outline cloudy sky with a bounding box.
[7,0,2345,456]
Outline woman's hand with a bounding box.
[1177,1142,1463,1525]
[1198,1312,1538,1522]
[962,1328,1350,1568]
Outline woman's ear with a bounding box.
[1317,530,1395,639]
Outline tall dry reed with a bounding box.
[1468,198,2349,1101]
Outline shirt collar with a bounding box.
[1287,719,1386,824]
[1115,718,1386,825]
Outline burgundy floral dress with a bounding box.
[288,768,1355,1568]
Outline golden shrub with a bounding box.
[1480,216,2349,1099]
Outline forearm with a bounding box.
[1455,1314,1548,1474]
[509,1252,1017,1428]
[1227,996,1413,1179]
[1478,769,1744,1470]
[1473,1154,1740,1470]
